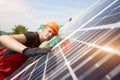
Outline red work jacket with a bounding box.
[0,48,28,80]
[0,32,40,80]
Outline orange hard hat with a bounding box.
[44,21,59,36]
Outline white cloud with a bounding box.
[0,0,26,13]
[0,0,30,32]
[0,0,85,32]
[0,0,53,32]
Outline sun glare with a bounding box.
[101,46,120,56]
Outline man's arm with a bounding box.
[0,34,27,53]
[0,33,52,57]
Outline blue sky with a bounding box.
[0,0,97,32]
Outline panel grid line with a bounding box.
[53,0,118,50]
[11,56,44,79]
[59,46,78,80]
[42,53,49,80]
[70,37,120,56]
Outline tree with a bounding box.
[12,24,28,34]
[0,30,1,35]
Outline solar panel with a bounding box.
[6,0,120,80]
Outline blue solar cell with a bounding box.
[95,13,120,26]
[109,0,120,10]
[76,52,107,79]
[111,72,120,80]
[83,55,120,80]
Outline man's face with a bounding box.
[42,27,55,41]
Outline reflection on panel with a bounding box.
[6,0,120,80]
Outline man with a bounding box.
[0,21,59,79]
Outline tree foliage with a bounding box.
[0,30,1,35]
[12,24,28,34]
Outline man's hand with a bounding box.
[23,47,52,57]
